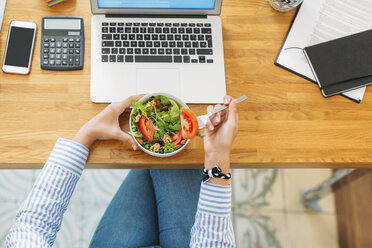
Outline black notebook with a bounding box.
[304,29,372,97]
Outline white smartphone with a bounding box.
[2,20,37,74]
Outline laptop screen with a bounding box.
[97,0,216,9]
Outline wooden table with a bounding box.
[1,0,371,169]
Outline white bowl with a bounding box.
[129,93,190,158]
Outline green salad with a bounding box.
[130,95,185,154]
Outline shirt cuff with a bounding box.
[198,182,232,216]
[47,138,89,176]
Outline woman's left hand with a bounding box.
[73,94,145,149]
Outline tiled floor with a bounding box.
[0,168,338,248]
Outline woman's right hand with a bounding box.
[203,95,239,180]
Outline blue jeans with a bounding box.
[89,169,202,248]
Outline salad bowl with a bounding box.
[129,93,191,158]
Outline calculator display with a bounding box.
[44,19,81,30]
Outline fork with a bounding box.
[197,95,248,129]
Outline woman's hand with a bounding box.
[73,94,145,149]
[203,95,239,183]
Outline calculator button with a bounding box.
[75,38,80,42]
[102,55,108,62]
[44,38,49,42]
[69,49,74,54]
[75,43,81,48]
[63,38,68,42]
[56,42,62,48]
[74,55,80,65]
[63,43,68,48]
[62,60,67,65]
[56,60,61,65]
[63,49,68,54]
[50,43,55,48]
[44,43,49,48]
[56,54,61,59]
[50,54,55,59]
[43,54,49,59]
[51,38,56,42]
[62,54,68,60]
[75,49,80,54]
[69,38,74,42]
[56,49,62,54]
[69,43,74,48]
[43,60,48,65]
[44,49,49,54]
[50,49,55,54]
[68,55,74,65]
[49,60,55,65]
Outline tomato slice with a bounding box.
[138,116,154,142]
[180,108,198,140]
[172,130,182,146]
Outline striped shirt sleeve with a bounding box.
[190,182,236,248]
[6,138,89,248]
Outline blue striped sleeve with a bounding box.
[6,138,89,248]
[190,182,236,248]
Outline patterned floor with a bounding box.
[0,169,338,248]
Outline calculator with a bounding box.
[41,17,84,70]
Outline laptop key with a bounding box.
[129,34,135,40]
[174,56,182,63]
[143,48,149,54]
[191,59,198,63]
[160,35,166,40]
[127,48,133,54]
[183,56,190,63]
[173,48,180,55]
[197,49,213,55]
[185,42,191,48]
[102,55,108,62]
[181,23,187,27]
[186,28,193,34]
[121,34,128,40]
[197,23,203,27]
[102,27,108,33]
[140,27,147,33]
[161,41,168,47]
[155,28,162,33]
[139,41,145,47]
[175,35,181,40]
[134,23,140,26]
[166,48,172,54]
[125,23,132,26]
[157,23,164,27]
[141,23,148,26]
[152,34,159,40]
[200,42,207,48]
[154,41,160,47]
[201,28,212,34]
[117,27,124,33]
[118,22,125,26]
[169,41,176,47]
[167,34,174,40]
[207,59,214,63]
[125,27,131,33]
[205,23,211,27]
[110,22,116,26]
[133,27,139,33]
[119,48,126,54]
[115,41,122,47]
[117,55,124,62]
[101,34,112,39]
[102,41,114,47]
[158,48,165,55]
[150,48,157,54]
[183,35,189,40]
[177,42,183,48]
[123,41,130,47]
[131,41,138,47]
[148,27,155,33]
[135,48,141,54]
[126,55,134,62]
[181,49,187,55]
[102,48,110,54]
[109,55,116,62]
[144,34,151,40]
[109,27,116,33]
[199,56,206,63]
[189,49,196,55]
[111,48,118,54]
[171,28,177,34]
[135,56,172,63]
[102,22,108,26]
[146,41,153,47]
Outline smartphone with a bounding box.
[2,21,37,74]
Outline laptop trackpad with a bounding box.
[136,68,181,97]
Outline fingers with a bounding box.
[112,94,146,114]
[115,130,138,150]
[223,95,233,105]
[227,99,238,126]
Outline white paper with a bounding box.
[276,0,372,102]
[0,0,5,34]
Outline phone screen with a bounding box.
[4,26,35,68]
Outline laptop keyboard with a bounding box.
[101,22,214,64]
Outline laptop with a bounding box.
[90,0,226,103]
